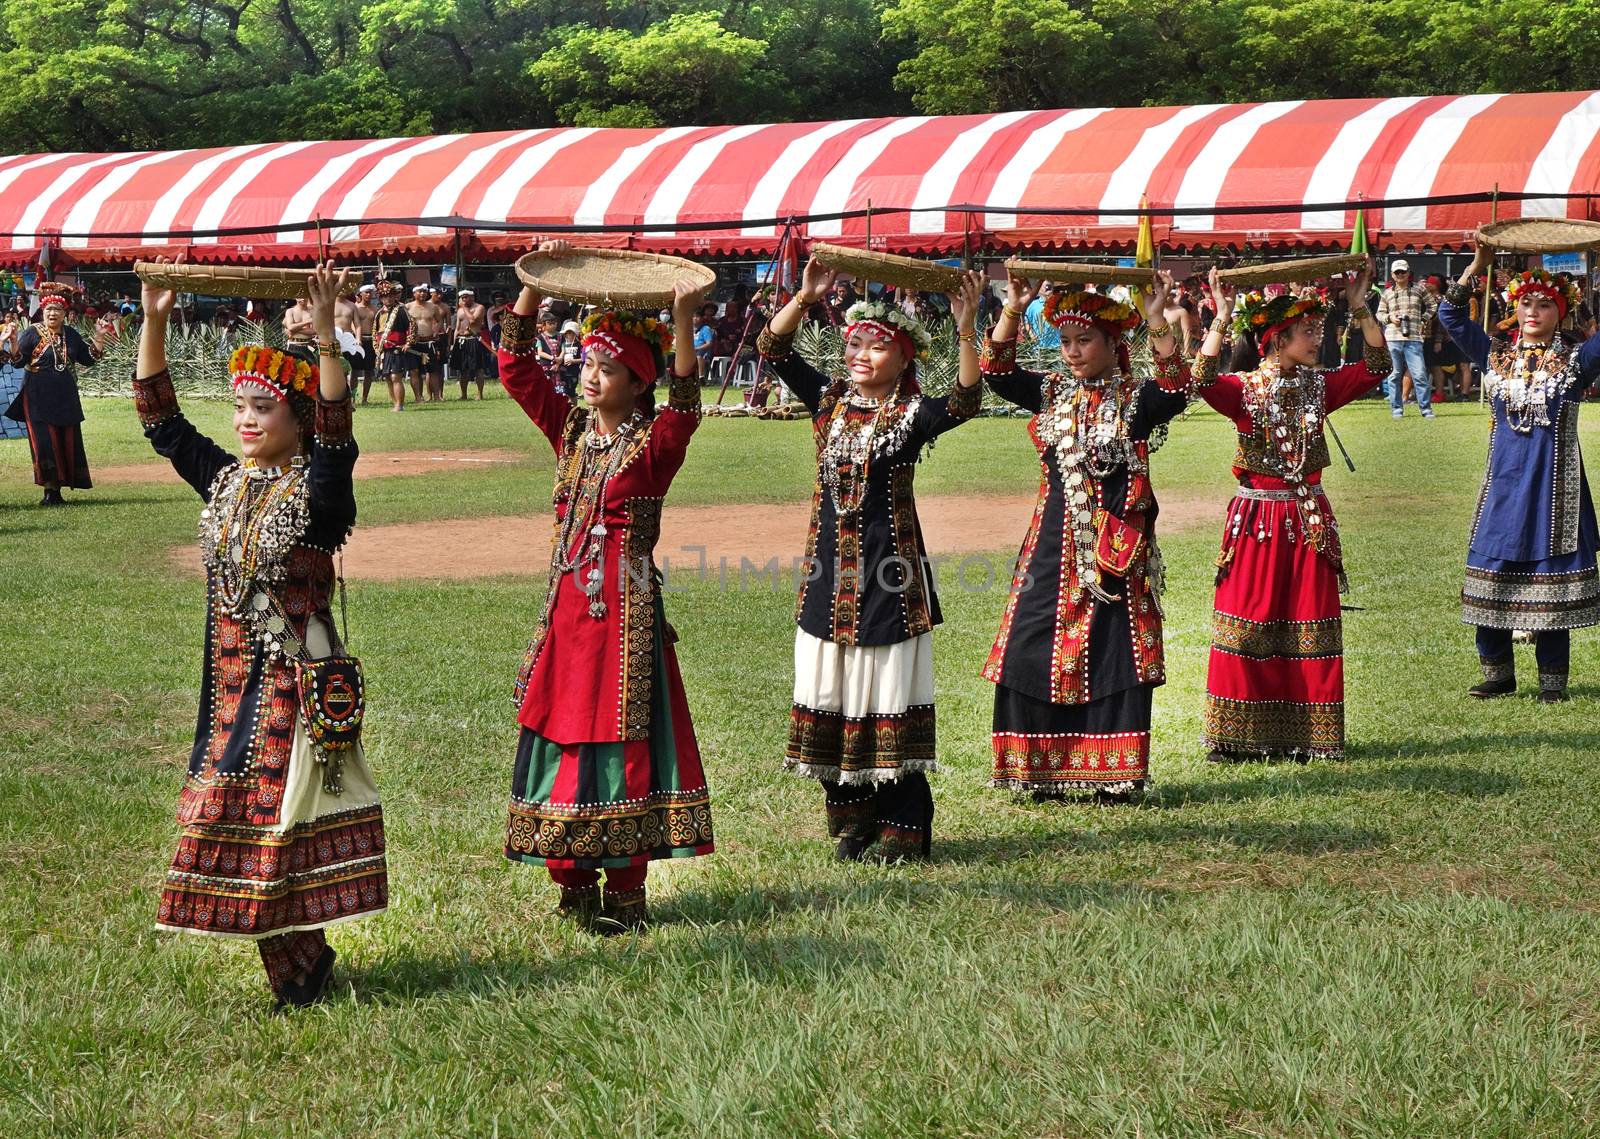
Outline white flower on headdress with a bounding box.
[843,298,933,361]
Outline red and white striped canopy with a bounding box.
[3,89,1597,267]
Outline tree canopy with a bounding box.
[1,0,1596,153]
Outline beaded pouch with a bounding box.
[1095,511,1145,577]
[295,656,365,793]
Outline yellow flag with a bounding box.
[1131,194,1155,310]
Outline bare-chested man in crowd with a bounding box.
[406,283,439,402]
[452,288,491,400]
[281,294,315,357]
[351,284,378,402]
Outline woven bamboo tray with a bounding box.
[1477,218,1600,253]
[1214,253,1367,288]
[514,248,715,306]
[133,262,364,300]
[1005,259,1154,287]
[811,243,965,292]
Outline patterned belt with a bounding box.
[1231,485,1326,502]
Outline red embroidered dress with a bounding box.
[981,338,1190,793]
[132,370,388,940]
[498,312,714,870]
[1177,342,1390,758]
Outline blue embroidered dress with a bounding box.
[1438,299,1600,632]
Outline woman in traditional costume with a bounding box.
[501,242,714,933]
[759,258,987,862]
[1439,251,1600,702]
[134,262,386,1007]
[1183,261,1389,761]
[979,272,1190,799]
[5,282,110,505]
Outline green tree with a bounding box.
[528,11,776,126]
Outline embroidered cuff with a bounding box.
[1363,340,1393,376]
[1192,352,1220,389]
[947,378,983,420]
[666,369,702,415]
[132,368,180,427]
[315,394,355,448]
[499,311,537,356]
[755,323,794,362]
[1445,282,1474,308]
[1151,349,1188,392]
[979,335,1017,375]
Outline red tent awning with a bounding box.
[2,90,1597,267]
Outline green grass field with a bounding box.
[3,387,1599,1137]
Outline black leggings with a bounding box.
[1476,626,1570,673]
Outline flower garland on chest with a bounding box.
[818,384,921,517]
[1034,370,1150,604]
[1486,336,1575,434]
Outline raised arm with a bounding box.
[757,255,840,411]
[913,269,988,435]
[304,261,358,542]
[498,240,576,451]
[1324,257,1391,411]
[1439,244,1494,369]
[640,274,715,486]
[981,269,1045,412]
[133,259,236,498]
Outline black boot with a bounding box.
[555,883,601,928]
[1538,671,1570,704]
[276,946,336,1009]
[596,885,648,935]
[1469,655,1516,698]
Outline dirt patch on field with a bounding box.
[166,489,1224,581]
[101,448,522,485]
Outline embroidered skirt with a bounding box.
[1462,546,1600,631]
[1203,484,1345,759]
[156,730,388,940]
[14,392,91,489]
[785,629,936,785]
[991,683,1152,794]
[505,615,714,869]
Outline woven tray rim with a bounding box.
[1214,253,1367,287]
[1004,259,1154,287]
[1477,218,1600,253]
[513,248,716,306]
[133,261,365,300]
[810,242,965,291]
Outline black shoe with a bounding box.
[555,885,601,928]
[1468,678,1517,698]
[595,888,649,936]
[275,946,336,1009]
[1092,787,1137,805]
[834,833,874,862]
[1538,688,1570,704]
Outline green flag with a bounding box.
[1349,207,1369,256]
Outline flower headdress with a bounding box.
[580,309,673,385]
[1233,291,1327,346]
[1041,289,1142,336]
[843,298,932,363]
[229,344,319,404]
[1505,270,1582,321]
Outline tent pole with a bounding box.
[718,217,795,407]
